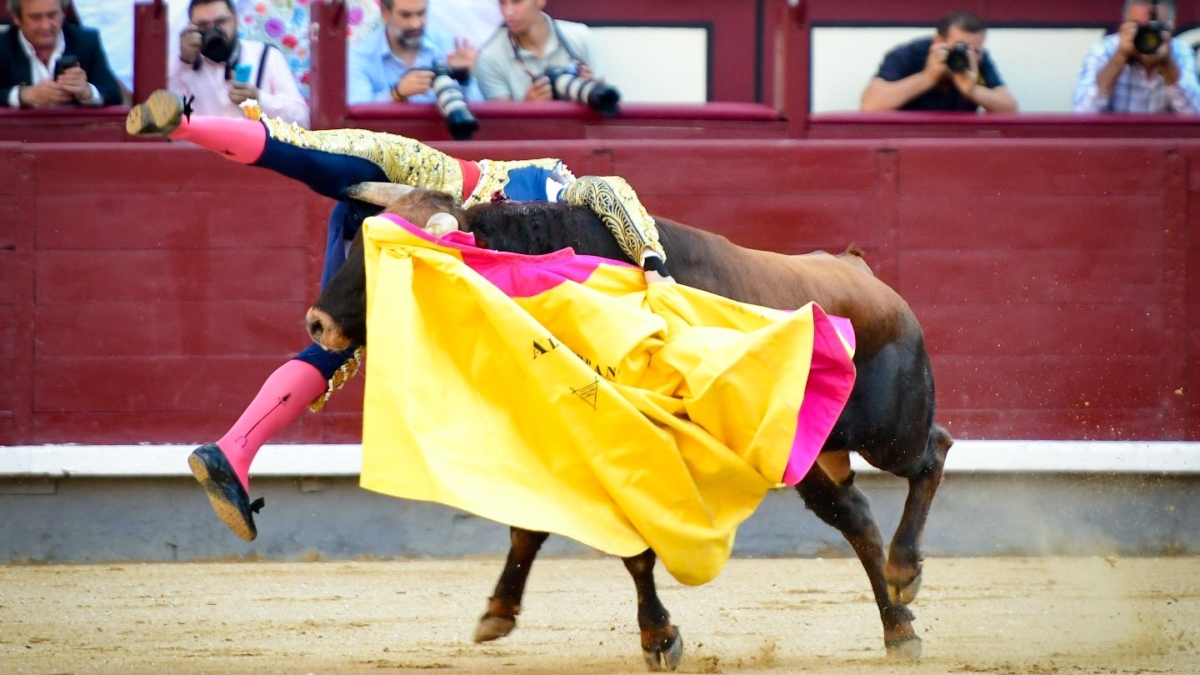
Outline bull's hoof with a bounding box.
[887,568,923,606]
[885,635,922,660]
[473,615,516,643]
[642,629,683,672]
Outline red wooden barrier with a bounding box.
[2,138,1198,445]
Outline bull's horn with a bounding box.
[345,182,415,206]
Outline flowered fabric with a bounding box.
[238,0,383,99]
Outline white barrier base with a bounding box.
[2,441,1198,477]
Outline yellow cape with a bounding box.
[358,215,855,585]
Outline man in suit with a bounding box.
[1,0,122,107]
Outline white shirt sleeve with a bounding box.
[255,46,311,128]
[1073,40,1112,113]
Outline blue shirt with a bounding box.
[876,37,1005,112]
[347,27,483,105]
[1073,34,1200,114]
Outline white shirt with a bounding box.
[6,30,103,108]
[1073,34,1200,114]
[168,38,310,128]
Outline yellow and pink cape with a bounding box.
[357,214,856,585]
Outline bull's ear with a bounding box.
[346,182,415,207]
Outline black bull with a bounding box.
[308,196,953,670]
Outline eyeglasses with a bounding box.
[194,16,234,31]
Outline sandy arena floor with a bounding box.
[1,556,1197,675]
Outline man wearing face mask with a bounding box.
[170,0,309,127]
[348,0,482,105]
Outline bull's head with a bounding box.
[305,184,467,351]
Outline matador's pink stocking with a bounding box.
[169,115,267,164]
[215,359,329,490]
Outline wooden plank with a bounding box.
[934,355,1168,410]
[35,249,308,303]
[11,152,34,443]
[35,301,311,358]
[899,194,1165,250]
[0,195,17,250]
[34,356,290,412]
[916,302,1166,357]
[898,249,1164,304]
[612,142,881,194]
[35,192,313,250]
[0,305,13,360]
[896,143,1170,195]
[643,192,882,254]
[31,146,302,196]
[938,409,1179,442]
[0,148,20,195]
[0,251,16,305]
[0,357,11,412]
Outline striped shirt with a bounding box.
[1073,34,1200,114]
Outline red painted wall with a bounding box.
[2,138,1197,445]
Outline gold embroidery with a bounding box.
[260,118,466,203]
[467,158,569,208]
[561,176,665,261]
[308,346,366,412]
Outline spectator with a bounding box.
[170,0,309,127]
[860,10,1017,113]
[476,0,599,101]
[1073,0,1200,114]
[1,0,123,108]
[348,0,482,105]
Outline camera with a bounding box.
[945,42,971,74]
[543,64,620,116]
[429,63,479,141]
[1133,2,1166,55]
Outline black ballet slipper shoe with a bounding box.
[187,444,264,542]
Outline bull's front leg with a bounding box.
[623,549,683,672]
[474,527,548,642]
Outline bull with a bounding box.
[306,185,953,670]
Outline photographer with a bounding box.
[1073,0,1199,114]
[860,10,1017,113]
[1,0,122,108]
[170,0,309,127]
[476,0,601,101]
[347,0,482,105]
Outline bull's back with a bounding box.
[657,219,920,359]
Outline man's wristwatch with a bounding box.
[391,83,407,102]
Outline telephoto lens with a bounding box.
[945,42,971,74]
[544,65,621,116]
[1133,23,1164,55]
[430,64,479,141]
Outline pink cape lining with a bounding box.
[377,213,855,485]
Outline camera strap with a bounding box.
[507,15,588,77]
[254,43,273,89]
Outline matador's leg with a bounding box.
[559,176,673,282]
[126,90,479,206]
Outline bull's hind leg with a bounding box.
[884,424,953,606]
[797,452,921,659]
[475,527,549,642]
[623,549,683,672]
